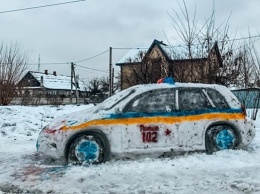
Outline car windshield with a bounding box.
[97,88,136,110]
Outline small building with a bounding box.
[116,39,223,90]
[17,70,89,105]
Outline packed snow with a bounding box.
[0,105,260,194]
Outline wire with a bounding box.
[75,64,107,73]
[37,49,109,65]
[112,34,260,50]
[21,34,260,68]
[74,49,109,63]
[221,35,260,43]
[0,0,86,14]
[75,66,108,75]
[40,62,69,65]
[113,47,149,50]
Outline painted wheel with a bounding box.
[67,132,110,165]
[205,125,238,154]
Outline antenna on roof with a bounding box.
[38,54,40,72]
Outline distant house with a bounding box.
[17,70,89,105]
[116,39,223,90]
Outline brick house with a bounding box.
[116,39,223,90]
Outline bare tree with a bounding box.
[233,36,260,120]
[100,77,109,94]
[87,78,102,96]
[87,77,110,102]
[121,0,259,92]
[122,1,229,87]
[167,0,260,89]
[167,0,206,82]
[0,42,28,105]
[168,1,227,83]
[113,72,121,93]
[217,33,260,89]
[122,50,162,87]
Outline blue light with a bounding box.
[163,77,175,85]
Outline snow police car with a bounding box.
[37,82,255,164]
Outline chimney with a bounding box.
[53,71,57,76]
[44,70,48,75]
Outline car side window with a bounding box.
[204,88,229,109]
[124,89,176,113]
[178,88,212,110]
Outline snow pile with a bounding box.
[0,105,260,194]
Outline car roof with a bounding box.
[128,82,227,92]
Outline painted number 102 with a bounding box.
[141,131,158,143]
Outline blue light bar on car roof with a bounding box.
[163,77,175,85]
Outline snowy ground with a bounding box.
[0,105,260,194]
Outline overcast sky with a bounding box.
[1,0,260,82]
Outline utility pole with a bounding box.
[109,47,112,97]
[38,54,40,72]
[111,67,114,94]
[70,62,79,105]
[74,71,79,106]
[70,62,73,104]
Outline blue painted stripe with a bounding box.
[108,108,242,119]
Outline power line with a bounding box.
[113,47,149,50]
[23,34,260,72]
[75,66,107,75]
[229,36,260,53]
[113,34,260,50]
[40,62,69,65]
[38,49,109,65]
[0,0,86,14]
[74,49,109,63]
[223,35,260,42]
[28,62,107,73]
[75,64,107,73]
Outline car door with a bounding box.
[121,88,179,151]
[177,88,214,148]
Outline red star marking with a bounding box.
[164,129,171,136]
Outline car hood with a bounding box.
[45,106,111,131]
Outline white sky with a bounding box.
[1,0,260,82]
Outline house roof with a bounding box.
[29,71,87,91]
[116,39,222,66]
[117,48,148,64]
[116,40,188,65]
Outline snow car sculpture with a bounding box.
[37,83,255,164]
